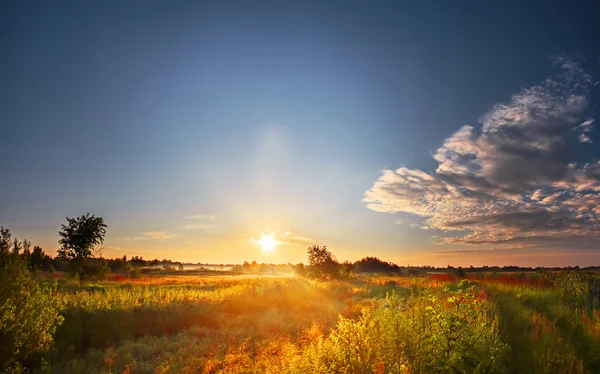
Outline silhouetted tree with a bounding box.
[22,239,31,256]
[356,256,400,273]
[57,214,107,260]
[12,238,21,255]
[30,246,47,270]
[57,214,107,279]
[0,226,11,254]
[307,245,339,279]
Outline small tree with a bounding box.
[57,214,107,279]
[12,238,21,255]
[0,227,11,254]
[30,246,46,270]
[307,245,340,279]
[57,214,107,260]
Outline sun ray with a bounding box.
[254,233,280,253]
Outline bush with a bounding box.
[130,267,142,278]
[293,281,508,373]
[0,254,64,371]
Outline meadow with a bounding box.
[31,270,600,373]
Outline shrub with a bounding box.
[293,281,508,373]
[130,267,142,278]
[0,254,64,371]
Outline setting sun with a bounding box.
[255,234,279,253]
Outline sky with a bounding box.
[2,1,600,266]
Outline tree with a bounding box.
[12,238,21,255]
[22,239,31,255]
[30,246,47,270]
[0,227,11,254]
[57,214,107,260]
[307,245,340,279]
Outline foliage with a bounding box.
[0,226,11,254]
[57,213,107,260]
[355,256,401,273]
[0,254,64,372]
[307,245,340,279]
[294,281,508,373]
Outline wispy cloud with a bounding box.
[181,213,218,230]
[118,231,175,241]
[180,223,218,230]
[434,246,523,255]
[576,118,594,143]
[186,214,216,221]
[364,57,600,249]
[246,230,316,245]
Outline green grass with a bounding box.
[40,272,600,373]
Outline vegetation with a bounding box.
[4,221,600,373]
[0,239,64,372]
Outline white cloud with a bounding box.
[576,118,594,143]
[364,58,600,249]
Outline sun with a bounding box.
[255,233,279,253]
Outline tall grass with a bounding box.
[47,272,600,373]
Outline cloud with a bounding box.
[364,57,600,249]
[246,230,316,245]
[180,223,218,230]
[434,246,523,255]
[180,214,219,230]
[98,246,121,251]
[186,214,216,221]
[119,231,175,241]
[141,231,174,240]
[576,118,594,143]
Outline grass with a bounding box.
[42,271,600,373]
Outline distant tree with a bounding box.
[307,245,339,279]
[355,256,400,273]
[130,255,146,267]
[0,226,11,254]
[57,214,107,260]
[455,266,466,278]
[22,239,31,256]
[30,246,47,270]
[178,263,184,271]
[12,238,21,255]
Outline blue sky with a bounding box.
[2,1,600,266]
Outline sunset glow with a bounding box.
[255,234,279,254]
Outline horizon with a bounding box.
[3,1,600,268]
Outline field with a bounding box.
[33,270,600,373]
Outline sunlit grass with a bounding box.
[48,272,600,373]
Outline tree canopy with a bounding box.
[307,245,340,278]
[57,214,107,260]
